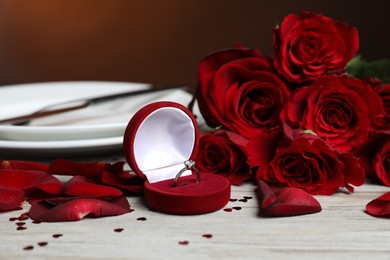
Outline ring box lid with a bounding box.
[123,101,199,183]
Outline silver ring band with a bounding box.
[174,160,200,187]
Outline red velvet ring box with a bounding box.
[123,101,230,214]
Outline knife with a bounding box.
[0,84,186,125]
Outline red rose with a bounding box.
[281,75,384,152]
[355,134,390,185]
[248,132,365,195]
[196,47,289,139]
[375,140,390,186]
[373,84,390,131]
[196,130,251,185]
[273,11,359,83]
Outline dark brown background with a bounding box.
[0,0,389,90]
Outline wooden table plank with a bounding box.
[0,156,390,259]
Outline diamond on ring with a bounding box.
[173,160,200,187]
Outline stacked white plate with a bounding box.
[0,81,200,158]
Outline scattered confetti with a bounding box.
[16,226,27,231]
[38,242,48,247]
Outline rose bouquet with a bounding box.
[194,11,390,217]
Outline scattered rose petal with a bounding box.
[38,242,48,247]
[29,196,131,222]
[49,160,110,177]
[0,186,25,211]
[101,170,144,194]
[1,160,49,172]
[366,191,390,217]
[28,194,64,205]
[0,169,63,196]
[257,180,322,217]
[23,246,34,251]
[64,176,122,196]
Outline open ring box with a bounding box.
[123,101,230,214]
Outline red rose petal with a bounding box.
[49,159,108,177]
[28,194,64,205]
[65,175,122,196]
[0,186,25,211]
[257,180,322,217]
[0,169,63,196]
[366,191,390,217]
[339,153,365,192]
[257,180,277,208]
[29,196,131,222]
[1,160,49,172]
[247,131,282,170]
[101,171,144,194]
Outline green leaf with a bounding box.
[302,129,317,136]
[347,54,390,83]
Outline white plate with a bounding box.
[0,81,193,141]
[0,136,123,158]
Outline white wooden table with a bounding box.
[1,153,389,259]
